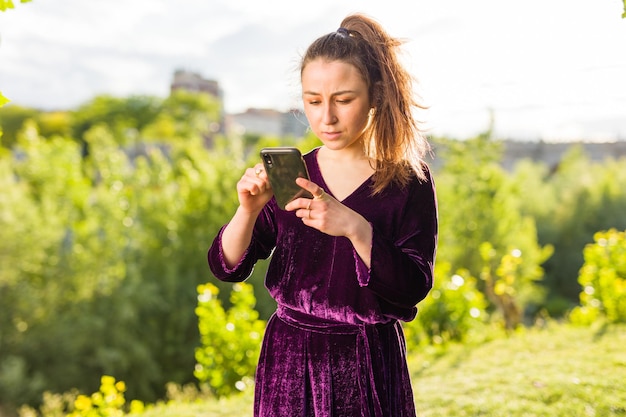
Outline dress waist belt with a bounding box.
[276,305,395,417]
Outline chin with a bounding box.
[321,141,347,150]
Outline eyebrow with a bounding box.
[302,90,358,96]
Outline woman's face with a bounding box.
[301,59,371,152]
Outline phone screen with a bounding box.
[260,147,313,209]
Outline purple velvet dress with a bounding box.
[208,147,438,417]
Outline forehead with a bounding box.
[301,59,367,91]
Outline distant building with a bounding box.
[170,70,225,144]
[170,70,223,99]
[228,108,308,138]
[500,140,626,171]
[168,70,311,145]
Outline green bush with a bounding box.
[16,376,145,417]
[433,134,553,326]
[570,229,626,325]
[0,117,241,408]
[404,261,488,347]
[194,283,265,397]
[515,147,626,304]
[478,241,552,330]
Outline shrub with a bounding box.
[194,283,265,397]
[17,376,145,417]
[404,261,488,348]
[570,229,626,325]
[478,242,552,330]
[433,134,553,324]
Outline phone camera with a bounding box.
[263,154,273,167]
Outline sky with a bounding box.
[1,0,625,141]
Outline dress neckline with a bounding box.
[309,147,374,203]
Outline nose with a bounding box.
[322,103,337,125]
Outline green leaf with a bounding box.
[0,0,29,11]
[0,91,10,107]
[0,0,15,11]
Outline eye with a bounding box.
[308,100,321,105]
[336,98,353,104]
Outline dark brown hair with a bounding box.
[301,13,430,193]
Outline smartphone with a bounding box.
[260,147,313,210]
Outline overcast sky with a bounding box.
[1,0,625,140]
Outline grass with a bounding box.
[138,322,626,417]
[411,322,626,416]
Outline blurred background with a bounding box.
[1,1,626,416]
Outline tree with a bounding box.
[0,94,238,411]
[0,105,38,147]
[0,105,74,148]
[514,146,626,307]
[432,131,552,328]
[71,95,162,146]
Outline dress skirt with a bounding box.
[253,306,417,417]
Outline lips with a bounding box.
[322,131,341,140]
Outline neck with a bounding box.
[320,144,368,162]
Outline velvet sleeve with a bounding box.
[355,170,438,309]
[207,205,277,282]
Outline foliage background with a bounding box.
[1,91,626,416]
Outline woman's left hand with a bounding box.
[285,177,369,240]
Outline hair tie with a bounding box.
[336,27,351,37]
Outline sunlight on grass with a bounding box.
[137,391,254,417]
[137,323,626,416]
[411,323,626,416]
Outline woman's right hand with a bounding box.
[236,163,273,213]
[220,163,272,268]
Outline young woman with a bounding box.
[208,13,438,417]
